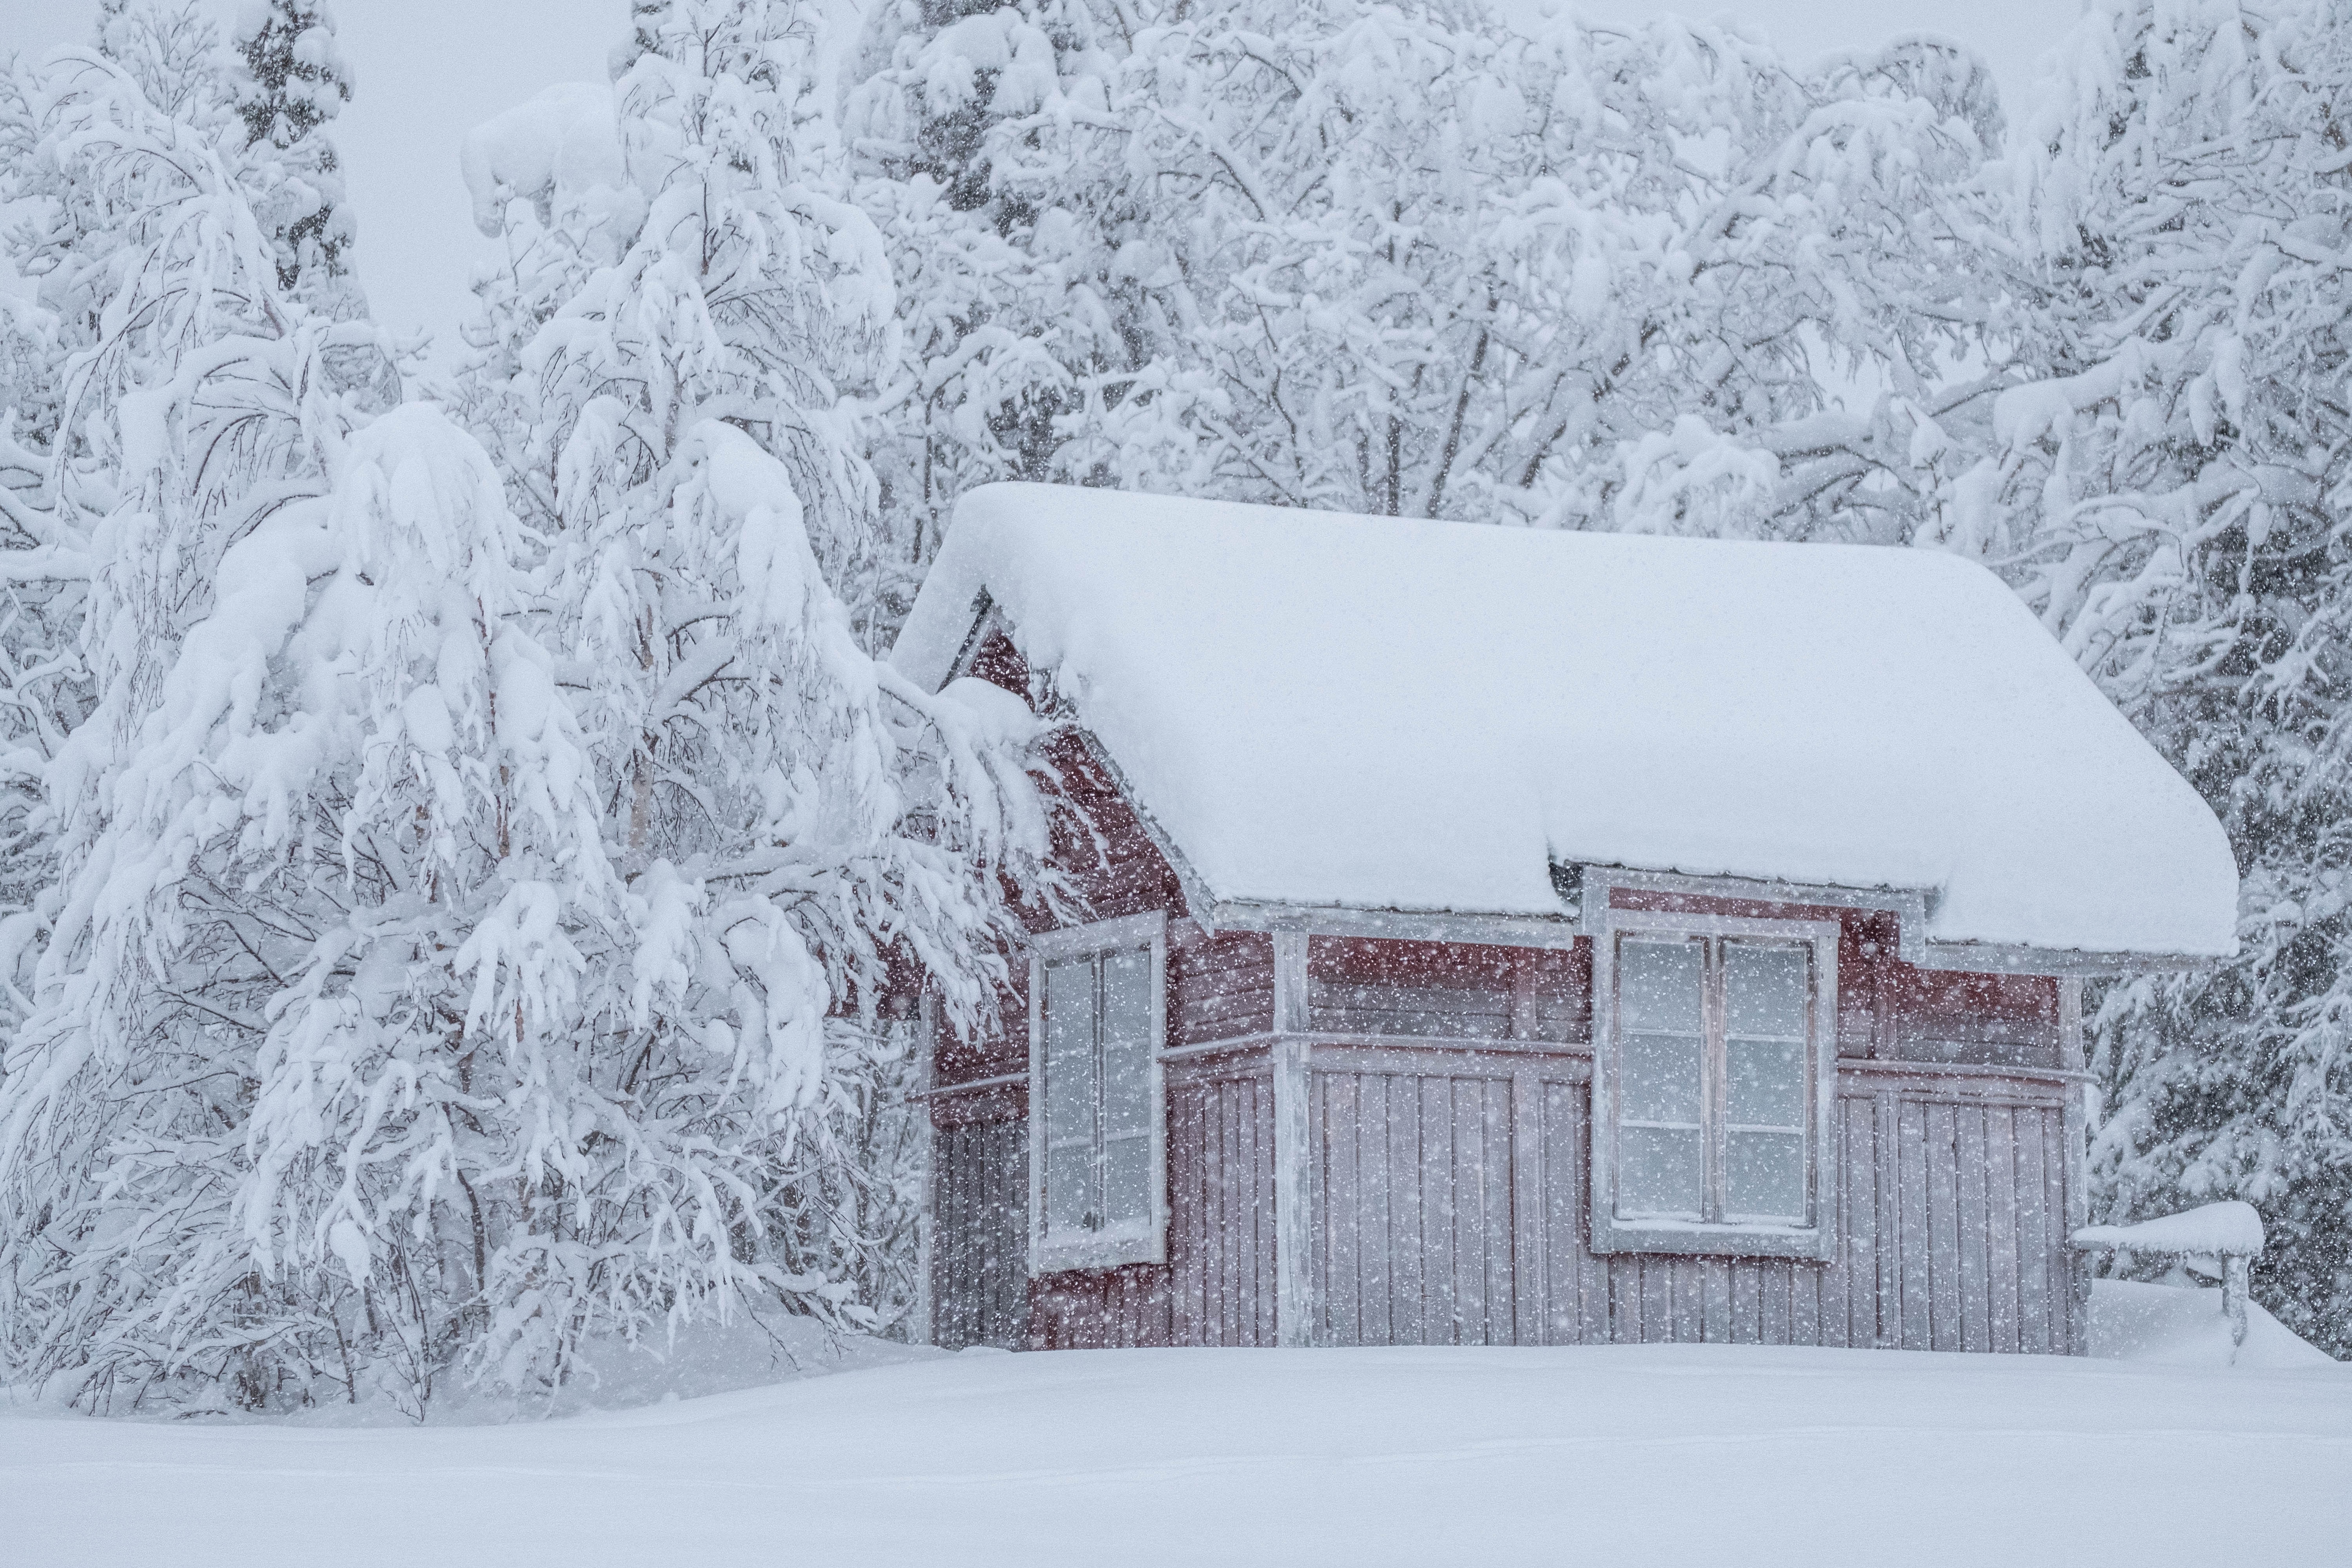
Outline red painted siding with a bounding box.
[1307,938,1588,1043]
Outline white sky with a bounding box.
[0,0,2092,361]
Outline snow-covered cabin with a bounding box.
[893,483,2239,1355]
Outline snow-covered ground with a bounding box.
[5,1325,2344,1567]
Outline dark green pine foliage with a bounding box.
[230,0,358,308]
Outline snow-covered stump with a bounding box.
[2073,1203,2267,1356]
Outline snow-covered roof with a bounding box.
[894,483,2238,962]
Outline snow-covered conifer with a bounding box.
[230,0,359,312]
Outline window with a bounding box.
[1028,912,1167,1272]
[1592,909,1839,1259]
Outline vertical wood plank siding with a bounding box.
[1303,1060,2078,1354]
[1308,1070,1521,1345]
[929,1116,1028,1350]
[1168,1063,1278,1347]
[935,1053,2078,1356]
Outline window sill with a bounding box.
[1591,1216,1835,1261]
[1031,1231,1165,1274]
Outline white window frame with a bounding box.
[1027,911,1169,1274]
[1590,907,1841,1260]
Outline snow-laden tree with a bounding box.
[450,0,1052,1377]
[0,41,274,1172]
[0,40,414,1403]
[98,0,238,130]
[230,0,359,312]
[0,7,1044,1408]
[2,387,622,1412]
[463,0,891,589]
[843,0,1132,599]
[1973,0,2352,1355]
[934,2,2006,539]
[3,9,233,450]
[1495,23,2009,542]
[1023,0,1529,514]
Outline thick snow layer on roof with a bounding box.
[894,484,2239,959]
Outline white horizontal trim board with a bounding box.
[1206,900,1581,951]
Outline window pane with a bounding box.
[1620,939,1702,1034]
[1100,947,1154,1141]
[1621,1030,1702,1126]
[1041,956,1096,1240]
[1727,1131,1808,1223]
[1619,1125,1702,1219]
[1727,1037,1806,1129]
[1042,958,1096,1147]
[1102,1132,1153,1229]
[1724,944,1807,1039]
[1044,1143,1094,1238]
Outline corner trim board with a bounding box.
[1272,1032,1315,1348]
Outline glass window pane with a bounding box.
[1619,1125,1702,1219]
[1727,1131,1808,1222]
[1724,944,1807,1039]
[1620,939,1702,1034]
[1042,958,1095,1147]
[1102,1132,1153,1229]
[1621,1030,1702,1126]
[1044,1143,1094,1238]
[1727,1038,1806,1129]
[1100,947,1154,1140]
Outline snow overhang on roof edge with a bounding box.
[1070,742,2212,976]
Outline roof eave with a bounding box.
[1912,940,2229,979]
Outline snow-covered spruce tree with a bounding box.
[456,0,1050,1374]
[843,0,1131,604]
[230,0,359,313]
[1975,0,2352,1355]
